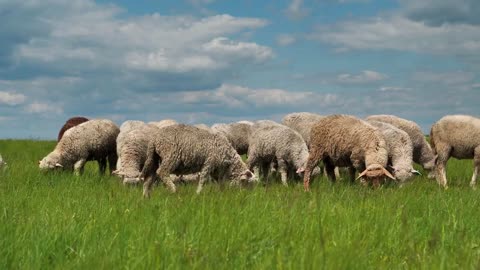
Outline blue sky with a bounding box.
[0,0,479,138]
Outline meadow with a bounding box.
[1,139,480,269]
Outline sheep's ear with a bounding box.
[244,170,253,178]
[411,169,422,176]
[55,163,63,168]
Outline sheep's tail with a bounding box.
[140,142,160,181]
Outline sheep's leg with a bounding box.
[348,166,356,184]
[334,167,341,179]
[98,157,107,175]
[143,173,157,198]
[74,159,87,176]
[435,144,451,189]
[196,166,211,194]
[247,155,261,180]
[303,147,322,191]
[108,152,118,174]
[324,159,336,183]
[470,147,480,189]
[277,159,288,187]
[159,167,177,193]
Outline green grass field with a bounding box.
[1,139,480,269]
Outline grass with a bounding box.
[1,139,480,269]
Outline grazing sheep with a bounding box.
[57,116,89,141]
[366,115,436,171]
[304,115,395,191]
[430,115,480,188]
[141,124,256,197]
[282,112,324,146]
[116,120,147,170]
[247,124,320,186]
[148,119,178,129]
[39,119,119,175]
[211,122,253,155]
[367,120,420,183]
[113,124,159,183]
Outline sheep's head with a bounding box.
[390,166,421,183]
[112,169,141,184]
[239,170,256,183]
[357,164,395,188]
[38,152,63,171]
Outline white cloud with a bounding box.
[276,34,296,46]
[402,0,480,26]
[179,83,339,108]
[0,91,26,105]
[412,71,474,85]
[309,15,480,56]
[379,86,412,92]
[25,102,63,115]
[285,0,310,20]
[336,70,387,84]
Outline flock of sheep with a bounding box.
[15,112,478,197]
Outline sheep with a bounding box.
[430,115,480,188]
[282,112,324,146]
[113,124,159,184]
[247,124,320,186]
[148,119,178,129]
[140,124,256,197]
[211,122,253,155]
[39,119,119,175]
[303,115,395,191]
[57,116,89,141]
[116,120,147,170]
[367,120,421,183]
[366,115,436,171]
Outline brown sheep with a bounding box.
[57,116,89,141]
[303,115,394,191]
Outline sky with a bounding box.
[0,0,479,138]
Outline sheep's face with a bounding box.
[112,169,142,185]
[393,168,413,183]
[391,167,421,183]
[39,153,63,170]
[357,164,395,188]
[239,170,256,183]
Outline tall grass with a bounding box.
[1,140,480,269]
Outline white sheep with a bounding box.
[366,115,436,171]
[367,120,421,183]
[113,124,159,184]
[304,115,395,191]
[116,120,147,170]
[282,112,324,146]
[39,119,119,175]
[211,122,253,155]
[247,124,320,186]
[430,115,480,188]
[140,124,256,197]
